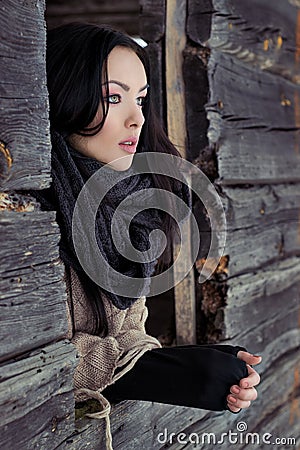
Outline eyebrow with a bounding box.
[103,80,149,93]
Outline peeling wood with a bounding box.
[0,191,39,212]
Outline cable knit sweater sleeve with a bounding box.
[63,265,162,401]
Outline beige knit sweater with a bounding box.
[64,264,161,402]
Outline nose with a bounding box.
[124,104,145,129]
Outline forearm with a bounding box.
[102,344,248,411]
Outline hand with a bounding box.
[227,351,262,413]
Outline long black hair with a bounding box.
[46,22,187,336]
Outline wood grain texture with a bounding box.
[183,44,210,162]
[46,0,140,34]
[139,0,165,42]
[191,0,297,80]
[145,43,164,121]
[165,0,187,156]
[186,0,300,181]
[165,0,196,345]
[0,341,77,450]
[173,201,196,345]
[187,0,213,44]
[224,258,300,346]
[200,257,300,345]
[0,211,68,361]
[139,1,166,122]
[0,0,51,190]
[186,2,300,445]
[207,52,300,184]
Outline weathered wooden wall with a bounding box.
[46,0,140,35]
[0,1,77,449]
[63,0,300,448]
[1,0,300,449]
[189,0,300,446]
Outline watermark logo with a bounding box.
[156,421,297,446]
[72,152,227,297]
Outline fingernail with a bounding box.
[242,382,249,388]
[228,396,237,403]
[232,386,240,394]
[252,354,261,358]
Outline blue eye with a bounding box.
[137,96,147,107]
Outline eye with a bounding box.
[106,94,121,104]
[136,96,147,107]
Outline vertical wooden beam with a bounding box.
[165,0,187,157]
[166,0,196,344]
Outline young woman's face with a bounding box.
[69,46,148,171]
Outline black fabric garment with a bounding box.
[31,131,191,310]
[102,344,248,411]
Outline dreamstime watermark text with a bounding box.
[156,421,297,447]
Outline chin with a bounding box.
[108,155,134,172]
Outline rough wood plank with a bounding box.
[0,211,68,361]
[46,0,139,15]
[206,52,300,184]
[187,0,213,44]
[145,43,164,121]
[58,397,209,450]
[0,340,77,450]
[199,256,300,347]
[192,0,298,81]
[46,0,140,35]
[165,0,196,345]
[0,0,51,190]
[187,0,300,180]
[165,0,187,156]
[139,1,165,121]
[193,184,300,277]
[224,258,300,346]
[224,223,299,277]
[173,200,197,345]
[221,184,300,232]
[139,0,165,42]
[183,44,210,162]
[225,281,300,350]
[214,184,300,276]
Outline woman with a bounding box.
[39,22,261,449]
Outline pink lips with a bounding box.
[118,136,138,154]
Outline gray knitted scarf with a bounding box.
[33,131,190,309]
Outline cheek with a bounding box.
[100,111,119,137]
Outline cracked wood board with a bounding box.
[0,341,77,450]
[0,0,51,190]
[0,211,68,361]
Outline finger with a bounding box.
[237,351,262,366]
[230,385,258,402]
[227,394,251,410]
[227,403,241,413]
[239,364,261,389]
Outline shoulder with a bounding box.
[64,263,147,335]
